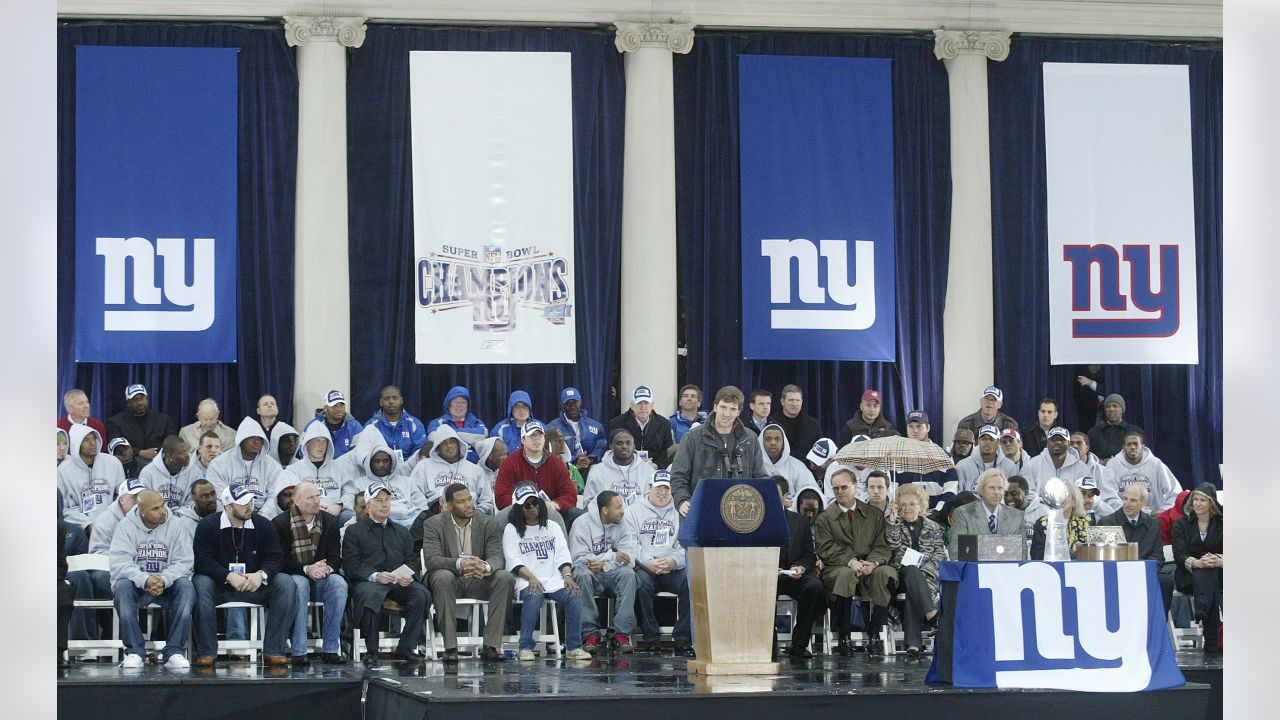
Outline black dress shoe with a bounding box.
[673,640,694,656]
[321,652,347,665]
[480,646,506,662]
[442,648,459,663]
[835,638,853,657]
[291,655,311,667]
[867,639,885,657]
[635,640,660,653]
[786,645,814,659]
[364,655,382,669]
[393,649,421,663]
[904,648,921,666]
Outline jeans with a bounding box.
[572,565,637,636]
[225,608,248,640]
[192,574,296,658]
[113,578,194,660]
[518,587,582,651]
[288,573,348,655]
[68,568,112,640]
[635,567,691,641]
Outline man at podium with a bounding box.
[670,386,766,517]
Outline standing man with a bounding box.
[744,390,773,434]
[308,390,364,459]
[106,384,177,463]
[179,399,237,454]
[1099,484,1173,613]
[421,483,514,662]
[570,491,639,654]
[546,386,607,472]
[140,436,201,510]
[1087,394,1144,464]
[773,385,823,464]
[191,483,296,667]
[342,481,431,666]
[1021,398,1060,459]
[954,425,1019,493]
[670,386,766,517]
[256,394,283,439]
[669,384,708,445]
[608,385,675,469]
[773,475,825,659]
[271,481,348,665]
[839,389,899,446]
[109,490,195,669]
[625,471,692,655]
[366,385,427,464]
[58,388,107,444]
[954,386,1019,439]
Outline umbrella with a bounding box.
[832,436,955,476]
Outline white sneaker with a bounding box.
[121,654,145,669]
[564,648,592,661]
[164,654,190,670]
[518,649,537,661]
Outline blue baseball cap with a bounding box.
[560,387,581,404]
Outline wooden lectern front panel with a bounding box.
[687,546,780,664]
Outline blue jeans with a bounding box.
[288,573,348,655]
[68,568,111,640]
[225,608,247,639]
[635,567,691,641]
[518,587,582,652]
[572,565,637,635]
[113,578,194,660]
[192,574,296,658]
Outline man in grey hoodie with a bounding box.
[1019,427,1092,495]
[140,436,201,510]
[206,417,282,515]
[624,472,691,654]
[412,425,494,514]
[570,490,640,654]
[1109,431,1181,513]
[58,424,126,532]
[109,490,195,669]
[583,429,655,509]
[274,423,351,523]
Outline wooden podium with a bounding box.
[678,479,790,676]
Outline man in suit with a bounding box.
[1099,483,1172,613]
[342,481,430,666]
[421,482,514,662]
[773,475,825,659]
[814,468,897,656]
[948,469,1024,560]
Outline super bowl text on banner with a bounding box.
[1043,63,1198,365]
[75,46,238,363]
[409,51,576,365]
[738,55,896,361]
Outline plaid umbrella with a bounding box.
[832,436,955,476]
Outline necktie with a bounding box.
[988,513,997,533]
[1131,518,1138,527]
[847,509,854,524]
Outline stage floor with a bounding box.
[57,649,1222,720]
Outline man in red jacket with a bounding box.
[494,421,582,526]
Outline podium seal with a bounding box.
[720,484,765,534]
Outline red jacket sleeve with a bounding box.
[548,457,577,512]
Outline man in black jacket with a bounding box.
[342,481,430,666]
[106,384,177,464]
[1087,394,1144,464]
[1098,483,1171,613]
[608,385,674,469]
[774,385,823,463]
[272,481,347,665]
[773,475,825,659]
[192,483,295,667]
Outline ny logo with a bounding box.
[96,237,216,332]
[1062,244,1179,338]
[760,238,875,330]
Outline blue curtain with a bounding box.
[988,37,1222,486]
[346,26,624,427]
[57,23,299,426]
[674,32,952,442]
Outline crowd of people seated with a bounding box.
[54,379,1223,669]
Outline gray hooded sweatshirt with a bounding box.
[758,422,818,501]
[109,504,194,589]
[57,423,126,528]
[955,450,1020,494]
[623,495,686,570]
[138,448,202,510]
[569,509,640,572]
[410,425,493,513]
[88,497,130,555]
[205,417,282,514]
[1020,447,1092,496]
[346,441,427,528]
[268,421,300,468]
[1108,447,1181,513]
[583,447,656,509]
[273,422,350,517]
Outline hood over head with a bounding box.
[428,424,469,461]
[442,386,473,414]
[473,436,499,468]
[507,390,533,418]
[67,423,102,466]
[757,422,792,466]
[297,422,335,464]
[268,421,300,465]
[361,437,402,480]
[232,416,269,452]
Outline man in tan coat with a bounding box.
[814,468,898,656]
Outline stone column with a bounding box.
[613,19,695,416]
[284,16,365,423]
[934,29,1010,439]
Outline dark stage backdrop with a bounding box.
[988,37,1223,487]
[56,23,299,427]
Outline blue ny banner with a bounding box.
[738,55,896,361]
[75,45,238,363]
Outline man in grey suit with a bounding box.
[948,469,1024,559]
[1098,483,1172,613]
[422,482,514,662]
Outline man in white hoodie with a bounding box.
[273,423,351,523]
[759,424,819,502]
[347,441,427,529]
[570,491,640,654]
[583,429,655,509]
[624,472,691,654]
[109,490,195,669]
[140,436,202,510]
[58,424,126,533]
[1019,427,1092,495]
[205,417,282,515]
[1109,431,1181,513]
[68,477,145,641]
[955,425,1019,493]
[412,425,494,514]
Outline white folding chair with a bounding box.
[428,598,489,657]
[215,602,264,662]
[66,554,122,661]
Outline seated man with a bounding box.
[59,388,107,443]
[864,471,894,518]
[624,471,692,655]
[106,383,177,465]
[895,411,956,505]
[269,423,300,468]
[192,431,222,476]
[839,389,899,446]
[206,417,283,515]
[1109,431,1181,513]
[804,438,838,488]
[760,423,819,502]
[58,424,125,534]
[108,490,195,669]
[1087,393,1144,464]
[191,483,295,667]
[179,398,237,454]
[949,428,975,464]
[276,423,352,524]
[473,437,507,500]
[954,425,1018,493]
[1020,426,1090,495]
[348,440,427,529]
[583,429,655,508]
[412,425,494,514]
[795,489,825,524]
[421,483,514,662]
[174,478,219,538]
[271,481,348,666]
[110,437,143,479]
[570,490,639,654]
[1098,483,1172,614]
[669,384,708,445]
[492,390,540,453]
[814,468,898,656]
[773,475,826,659]
[953,386,1019,438]
[607,386,674,469]
[1070,432,1120,516]
[997,429,1031,473]
[342,481,431,666]
[494,421,580,525]
[426,386,490,451]
[547,386,608,472]
[948,469,1024,560]
[139,435,200,510]
[366,385,427,464]
[306,390,364,459]
[1003,474,1046,554]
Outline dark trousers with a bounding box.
[897,566,936,650]
[360,583,429,656]
[1191,567,1223,644]
[635,568,692,642]
[777,575,825,650]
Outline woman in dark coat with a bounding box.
[1172,482,1223,654]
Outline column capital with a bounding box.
[284,15,368,49]
[614,20,696,55]
[932,29,1011,62]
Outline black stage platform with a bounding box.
[56,650,1222,720]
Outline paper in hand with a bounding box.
[391,564,415,579]
[900,548,924,568]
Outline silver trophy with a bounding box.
[1040,477,1071,562]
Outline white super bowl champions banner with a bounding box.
[1043,63,1199,365]
[409,51,576,364]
